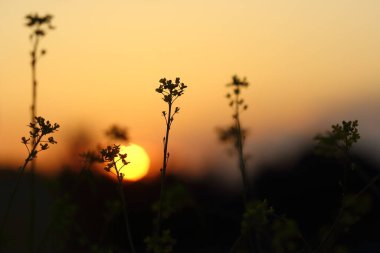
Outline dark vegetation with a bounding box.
[0,147,379,253]
[0,13,379,253]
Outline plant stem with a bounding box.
[118,181,136,253]
[113,161,136,253]
[29,32,40,253]
[234,93,249,204]
[236,117,249,203]
[233,93,255,253]
[156,101,172,236]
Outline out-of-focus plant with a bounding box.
[0,117,59,250]
[219,75,250,203]
[99,145,136,253]
[219,75,255,252]
[25,13,55,122]
[315,120,360,158]
[105,125,128,141]
[315,120,361,197]
[25,13,55,251]
[149,77,187,250]
[313,120,379,253]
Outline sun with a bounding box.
[115,144,150,181]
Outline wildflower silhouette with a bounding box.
[99,145,136,253]
[148,77,187,252]
[0,117,59,249]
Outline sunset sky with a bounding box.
[1,0,379,182]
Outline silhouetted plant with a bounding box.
[77,125,128,183]
[34,146,105,252]
[315,120,360,158]
[25,13,55,251]
[219,75,255,252]
[99,145,136,253]
[25,13,55,121]
[221,75,250,203]
[150,77,187,248]
[313,120,379,253]
[25,13,55,153]
[0,117,59,250]
[217,125,248,153]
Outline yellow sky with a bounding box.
[1,0,380,180]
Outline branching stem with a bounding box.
[156,101,172,237]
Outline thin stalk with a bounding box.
[29,31,40,253]
[31,29,39,122]
[114,162,136,253]
[236,118,249,203]
[156,101,172,236]
[118,181,136,253]
[234,92,249,204]
[233,93,255,253]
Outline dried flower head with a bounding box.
[225,75,249,116]
[21,116,60,161]
[99,145,130,181]
[25,14,55,36]
[155,77,188,104]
